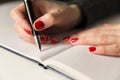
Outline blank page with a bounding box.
[47,46,120,80]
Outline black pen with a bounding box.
[23,0,41,51]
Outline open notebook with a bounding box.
[1,1,120,80]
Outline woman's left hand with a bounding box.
[64,24,120,56]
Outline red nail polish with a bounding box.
[35,20,45,30]
[71,38,78,43]
[45,36,49,42]
[24,28,31,35]
[63,36,70,42]
[51,39,58,44]
[89,47,96,52]
[40,36,45,42]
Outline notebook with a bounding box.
[1,1,120,80]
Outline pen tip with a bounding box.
[39,48,41,52]
[40,47,42,51]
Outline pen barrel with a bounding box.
[24,0,41,50]
[24,0,38,36]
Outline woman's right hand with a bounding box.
[10,0,81,44]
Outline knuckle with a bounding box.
[10,9,14,15]
[91,28,100,36]
[116,44,120,54]
[111,44,120,56]
[110,29,118,35]
[47,13,55,23]
[101,48,107,55]
[13,23,19,32]
[27,36,34,43]
[19,34,34,43]
[10,8,17,17]
[100,35,107,44]
[96,46,107,55]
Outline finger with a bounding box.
[14,22,54,44]
[14,22,55,44]
[14,22,32,35]
[40,35,58,44]
[50,37,58,44]
[69,35,120,45]
[75,24,120,37]
[88,44,120,57]
[14,23,34,43]
[33,13,55,31]
[40,35,51,44]
[76,27,120,38]
[10,3,31,30]
[102,24,120,29]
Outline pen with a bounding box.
[23,0,41,51]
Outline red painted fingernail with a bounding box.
[89,47,96,52]
[51,39,58,44]
[40,36,46,42]
[71,38,78,43]
[45,36,49,42]
[63,36,70,42]
[34,20,45,30]
[24,28,31,35]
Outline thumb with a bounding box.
[33,13,55,31]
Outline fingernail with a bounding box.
[51,38,58,44]
[89,47,96,52]
[71,38,78,43]
[45,36,49,42]
[34,20,45,30]
[63,36,70,42]
[40,36,46,42]
[24,28,31,35]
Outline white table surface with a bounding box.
[0,1,70,80]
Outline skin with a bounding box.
[69,24,120,56]
[11,0,120,56]
[10,0,81,43]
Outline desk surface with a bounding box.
[0,1,69,80]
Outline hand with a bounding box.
[10,0,81,44]
[63,24,120,56]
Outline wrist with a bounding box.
[68,3,87,28]
[69,4,82,26]
[69,4,82,19]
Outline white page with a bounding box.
[45,46,120,80]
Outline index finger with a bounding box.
[10,3,31,30]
